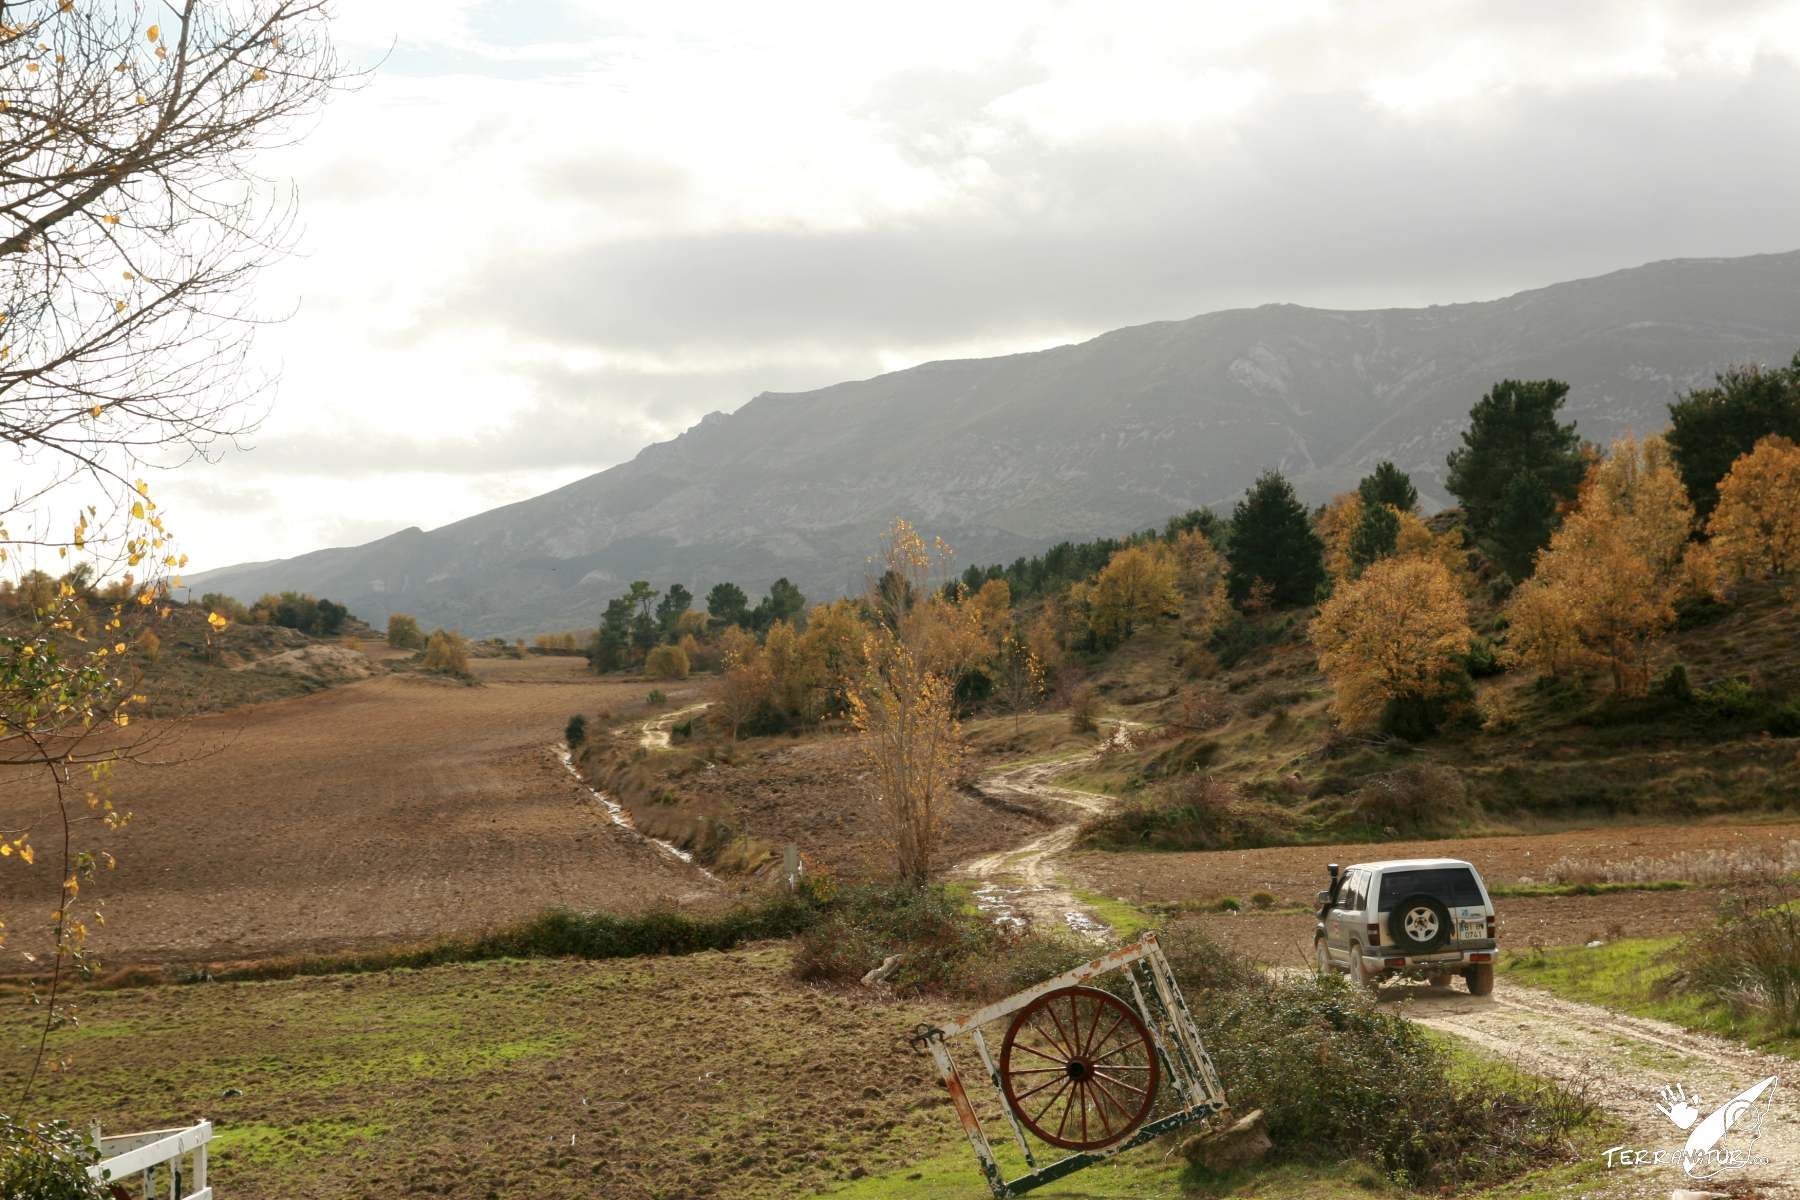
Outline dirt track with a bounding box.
[0,657,725,967]
[1405,980,1800,1197]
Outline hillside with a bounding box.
[191,251,1800,636]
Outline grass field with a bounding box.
[1500,936,1800,1058]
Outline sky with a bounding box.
[163,0,1800,572]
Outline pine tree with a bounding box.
[1668,355,1800,519]
[1444,378,1586,576]
[1225,471,1326,606]
[1346,501,1401,576]
[1357,461,1418,513]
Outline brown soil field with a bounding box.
[1064,818,1800,908]
[0,657,727,968]
[677,732,1051,876]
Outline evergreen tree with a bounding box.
[591,595,634,672]
[1225,471,1326,606]
[1444,378,1586,576]
[1356,461,1418,513]
[1346,501,1401,575]
[706,581,749,629]
[655,584,693,640]
[1667,354,1800,519]
[750,577,807,631]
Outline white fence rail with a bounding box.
[87,1120,212,1199]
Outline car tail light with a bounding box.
[1486,916,1496,938]
[1366,923,1381,946]
[1468,952,1492,963]
[1383,957,1407,968]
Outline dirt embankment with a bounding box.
[0,657,726,968]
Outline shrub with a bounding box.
[1653,662,1694,704]
[1080,774,1292,851]
[421,628,470,674]
[1199,975,1591,1189]
[0,1115,107,1200]
[1770,701,1800,738]
[1068,685,1101,733]
[644,643,690,680]
[1672,890,1800,1040]
[564,714,587,748]
[646,688,667,706]
[1178,686,1232,730]
[1461,636,1504,678]
[1348,764,1477,837]
[792,883,1000,995]
[386,612,425,650]
[1698,677,1762,721]
[1249,891,1276,910]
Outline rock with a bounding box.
[1671,1190,1731,1200]
[1180,1108,1271,1172]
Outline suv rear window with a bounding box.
[1377,867,1483,909]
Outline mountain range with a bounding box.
[191,251,1800,637]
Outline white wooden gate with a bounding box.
[87,1120,212,1199]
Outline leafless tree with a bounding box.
[0,0,349,1100]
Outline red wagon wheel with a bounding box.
[998,985,1159,1151]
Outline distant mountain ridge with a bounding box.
[191,251,1800,636]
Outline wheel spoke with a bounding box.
[1092,1039,1146,1065]
[1083,1010,1125,1060]
[1043,1006,1077,1059]
[1090,1074,1133,1125]
[1054,1083,1077,1142]
[1012,1042,1069,1067]
[1090,1081,1117,1135]
[1092,1069,1149,1097]
[1030,1078,1072,1127]
[1078,1080,1090,1144]
[1005,1066,1069,1075]
[1011,1072,1072,1104]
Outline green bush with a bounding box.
[0,1116,107,1200]
[1672,891,1800,1040]
[1769,701,1800,738]
[1460,636,1504,678]
[1198,975,1592,1189]
[1653,663,1694,704]
[1699,677,1762,720]
[791,883,1001,995]
[564,713,587,748]
[1080,774,1293,851]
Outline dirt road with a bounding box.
[1403,980,1800,1197]
[953,726,1138,939]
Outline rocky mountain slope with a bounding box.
[192,251,1800,635]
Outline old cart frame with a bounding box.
[912,933,1227,1199]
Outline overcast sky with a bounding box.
[166,0,1800,571]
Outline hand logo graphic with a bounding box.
[1655,1084,1702,1131]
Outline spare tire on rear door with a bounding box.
[1387,893,1451,953]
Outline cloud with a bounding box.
[160,0,1800,572]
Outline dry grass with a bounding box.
[1535,839,1800,886]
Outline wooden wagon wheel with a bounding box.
[998,985,1159,1151]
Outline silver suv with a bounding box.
[1313,858,1497,995]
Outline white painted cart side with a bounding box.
[87,1120,212,1199]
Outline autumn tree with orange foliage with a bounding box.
[850,519,965,885]
[1707,435,1800,583]
[1505,434,1697,695]
[1085,543,1180,646]
[1311,556,1474,730]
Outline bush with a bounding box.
[1672,891,1800,1040]
[386,612,425,650]
[792,883,1001,995]
[1348,764,1477,837]
[564,714,587,748]
[1698,677,1762,720]
[1770,701,1800,738]
[421,628,470,674]
[1461,636,1504,678]
[644,643,690,680]
[1068,685,1101,733]
[1653,663,1694,704]
[1080,774,1293,851]
[646,688,667,705]
[1198,975,1592,1190]
[0,1115,107,1200]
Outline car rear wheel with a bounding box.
[1464,963,1495,996]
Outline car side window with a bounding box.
[1340,871,1363,914]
